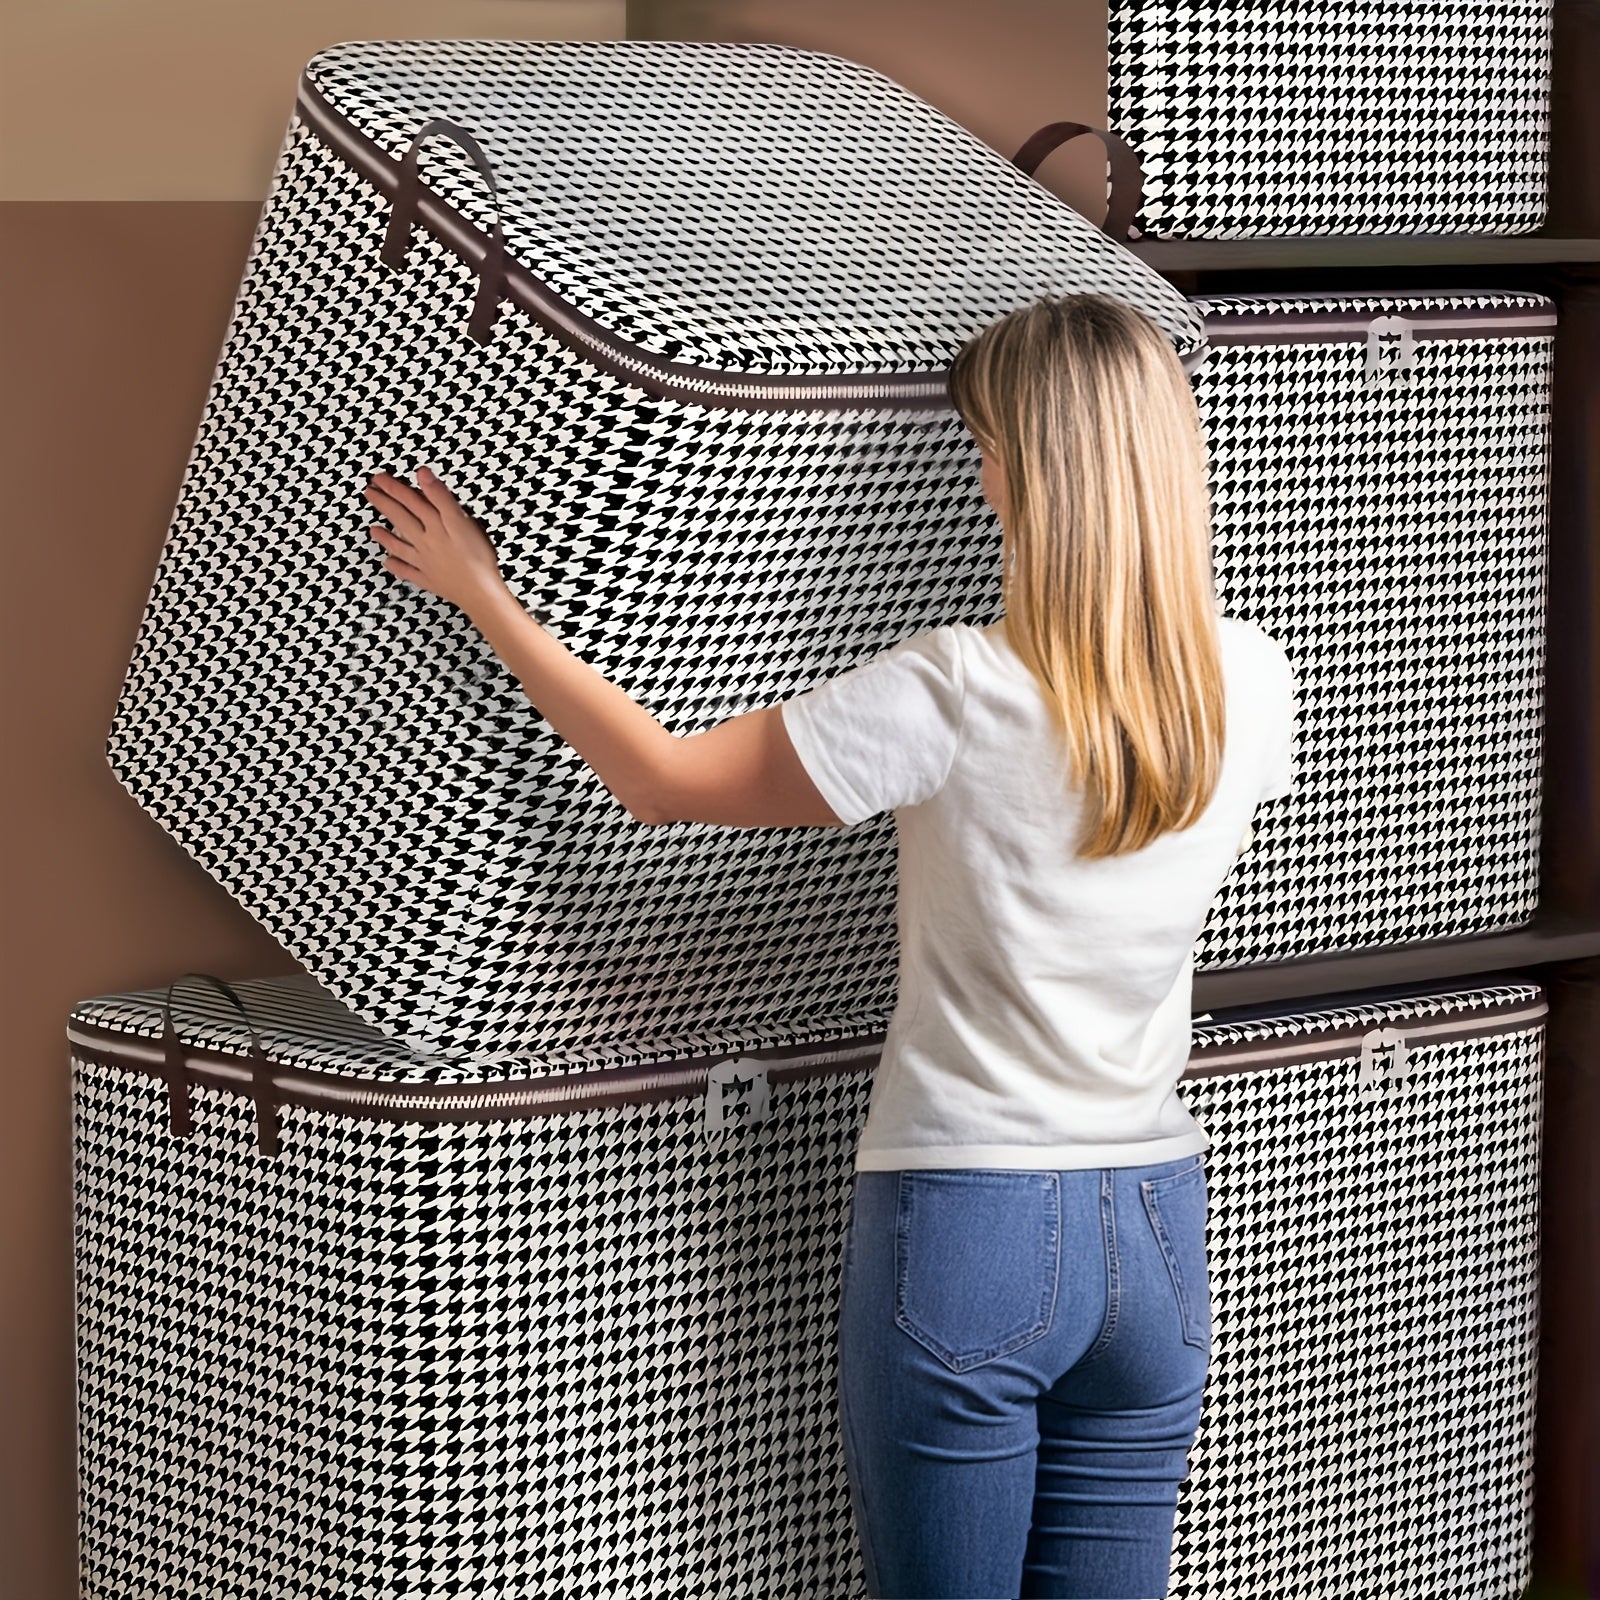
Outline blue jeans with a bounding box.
[837,1156,1212,1599]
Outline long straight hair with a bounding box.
[946,292,1223,860]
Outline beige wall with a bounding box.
[1,0,1120,212]
[0,1,626,199]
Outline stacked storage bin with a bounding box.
[1009,6,1557,1594]
[69,972,1547,1598]
[1104,0,1554,239]
[69,28,1556,1600]
[98,38,1204,1063]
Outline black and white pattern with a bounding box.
[105,41,1554,1062]
[105,39,1203,1060]
[1193,291,1552,969]
[1108,0,1553,237]
[69,973,1543,1598]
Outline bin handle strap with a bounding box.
[1009,122,1143,242]
[161,973,279,1157]
[380,117,508,347]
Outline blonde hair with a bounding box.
[946,292,1223,860]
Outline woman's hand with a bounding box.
[363,466,509,616]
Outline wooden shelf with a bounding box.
[1192,911,1600,1015]
[1128,234,1600,273]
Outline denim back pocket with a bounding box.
[1139,1160,1212,1352]
[893,1170,1060,1374]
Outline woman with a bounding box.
[362,290,1296,1600]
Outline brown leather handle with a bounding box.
[161,973,279,1157]
[380,117,508,347]
[1010,122,1144,242]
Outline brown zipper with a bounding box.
[66,983,1546,1154]
[293,74,1211,406]
[1180,993,1546,1083]
[1197,299,1557,346]
[67,1006,889,1139]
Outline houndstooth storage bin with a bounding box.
[1105,0,1554,237]
[68,970,1545,1599]
[104,36,1205,1060]
[1191,290,1554,970]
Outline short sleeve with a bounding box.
[1258,643,1297,802]
[779,625,967,825]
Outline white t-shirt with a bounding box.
[779,614,1296,1172]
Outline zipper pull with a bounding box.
[1358,1025,1411,1095]
[1365,315,1417,386]
[705,1057,771,1136]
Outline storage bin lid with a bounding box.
[297,38,1206,378]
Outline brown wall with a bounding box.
[1,203,299,1600]
[0,8,625,1596]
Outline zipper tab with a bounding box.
[1358,1025,1412,1095]
[1365,315,1418,386]
[705,1057,771,1135]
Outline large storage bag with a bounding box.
[69,969,1544,1599]
[1190,290,1555,969]
[104,37,1205,1059]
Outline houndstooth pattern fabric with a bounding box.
[68,974,1542,1598]
[107,111,997,1064]
[105,36,1553,1061]
[303,38,1206,370]
[1192,291,1552,970]
[1107,0,1553,238]
[75,973,548,1083]
[106,40,1202,1062]
[1168,979,1542,1600]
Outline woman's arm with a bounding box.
[467,590,846,828]
[363,466,841,829]
[465,584,678,824]
[364,467,670,821]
